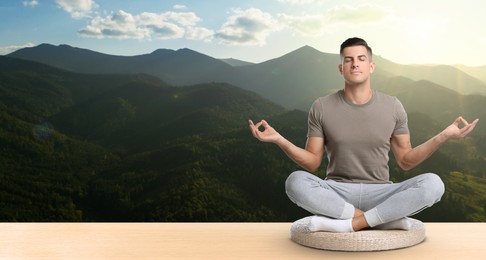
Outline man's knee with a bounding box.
[285,171,313,200]
[420,173,445,204]
[285,171,305,195]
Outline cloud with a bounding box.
[186,27,214,41]
[146,23,184,40]
[325,4,389,24]
[155,11,201,27]
[78,10,213,41]
[22,0,38,7]
[215,8,280,46]
[55,0,98,19]
[278,4,389,37]
[0,43,35,55]
[78,10,151,39]
[278,13,325,36]
[75,3,388,45]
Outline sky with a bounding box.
[1,0,486,66]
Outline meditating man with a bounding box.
[249,37,479,232]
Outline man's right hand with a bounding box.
[249,119,324,172]
[248,120,283,144]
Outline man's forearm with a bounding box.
[275,137,321,172]
[401,131,448,170]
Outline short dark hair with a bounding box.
[340,37,372,59]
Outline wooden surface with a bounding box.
[0,222,485,259]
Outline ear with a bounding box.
[369,62,375,74]
[338,64,343,75]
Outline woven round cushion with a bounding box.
[290,217,425,251]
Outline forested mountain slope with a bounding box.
[0,54,484,222]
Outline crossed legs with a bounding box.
[285,171,445,232]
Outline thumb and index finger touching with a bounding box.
[248,119,270,130]
[248,119,273,139]
[248,119,262,138]
[452,116,479,137]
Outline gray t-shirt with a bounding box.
[307,90,409,183]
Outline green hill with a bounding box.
[53,81,284,151]
[0,56,290,221]
[376,76,485,131]
[8,43,233,86]
[374,56,486,96]
[455,65,486,85]
[0,54,484,222]
[8,43,486,113]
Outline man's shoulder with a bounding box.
[374,89,393,98]
[374,90,401,103]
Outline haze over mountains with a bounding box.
[8,43,486,138]
[1,44,485,222]
[9,43,486,111]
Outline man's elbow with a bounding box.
[302,161,321,173]
[306,165,319,173]
[397,160,415,171]
[298,153,322,173]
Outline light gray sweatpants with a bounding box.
[285,171,445,227]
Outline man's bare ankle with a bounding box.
[354,208,364,218]
[352,214,369,231]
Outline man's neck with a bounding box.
[343,84,373,105]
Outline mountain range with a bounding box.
[1,44,485,222]
[8,43,486,112]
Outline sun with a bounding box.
[385,16,448,64]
